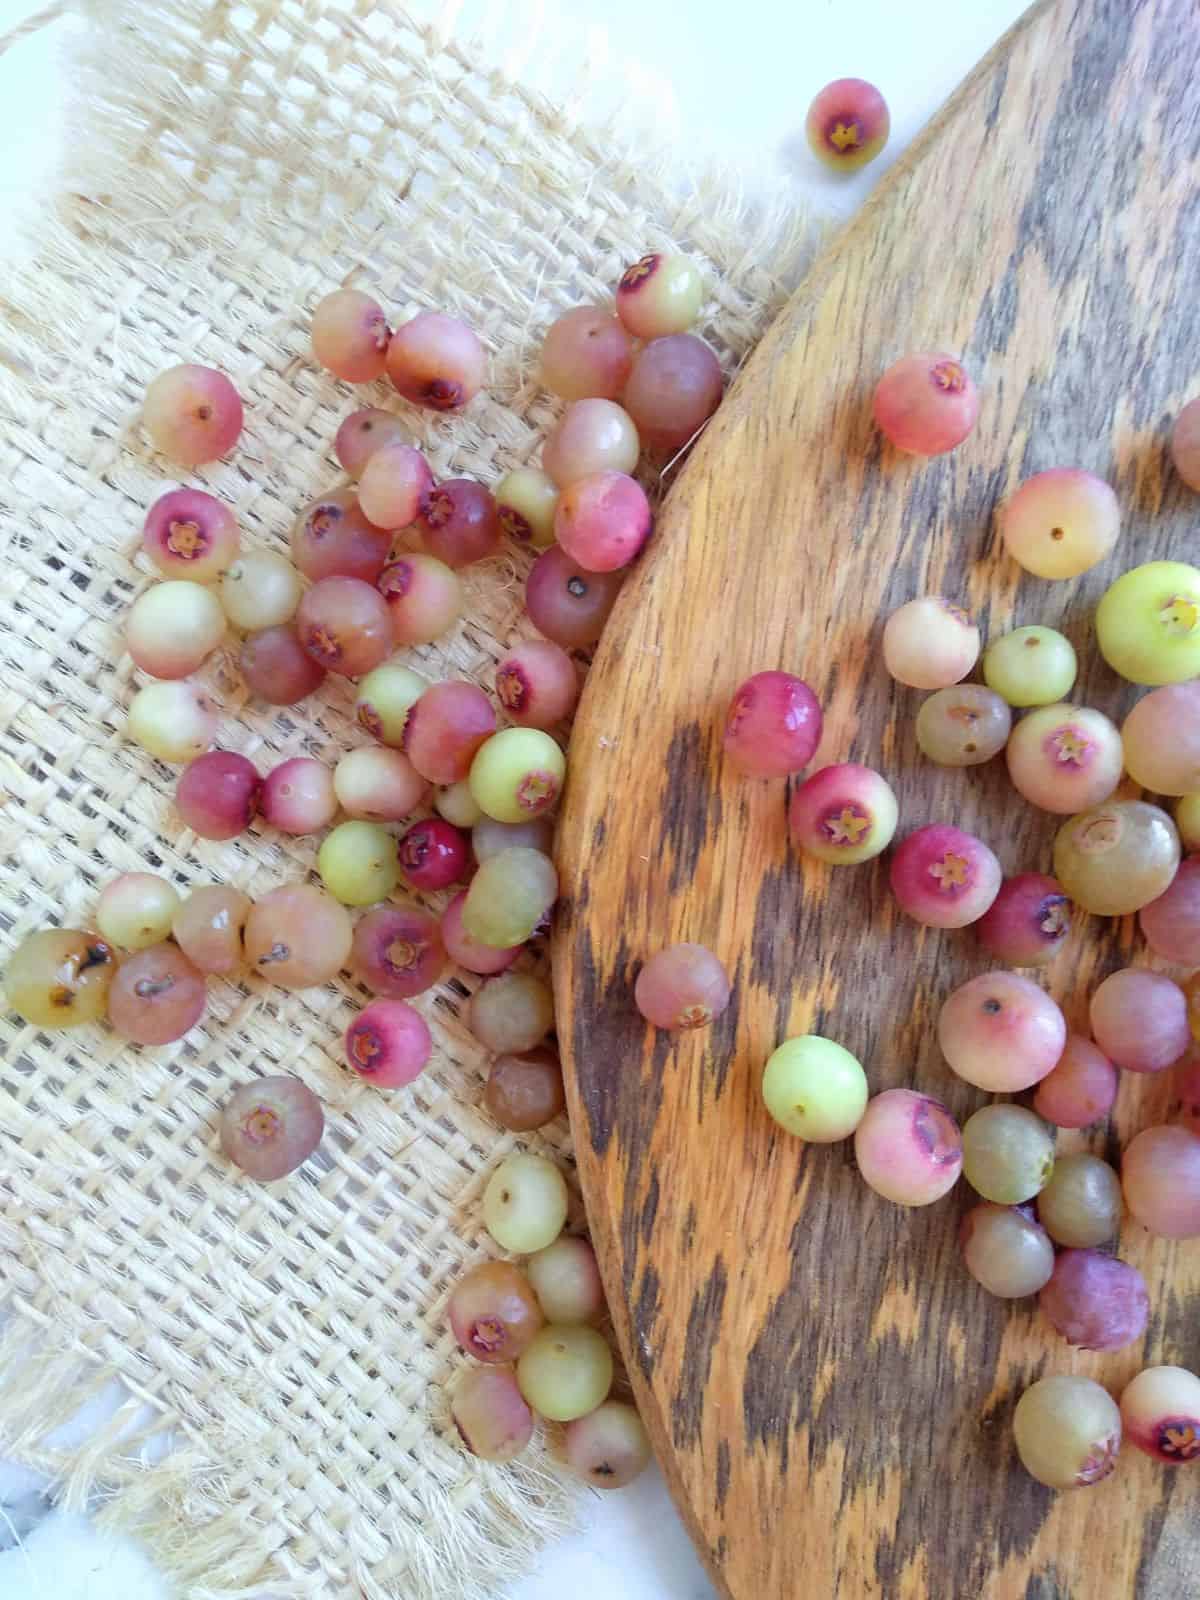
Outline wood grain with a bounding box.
[553,1,1200,1595]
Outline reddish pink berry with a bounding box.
[1033,1035,1119,1129]
[176,751,261,841]
[143,489,239,582]
[976,873,1072,967]
[787,762,898,864]
[873,353,979,456]
[398,818,470,891]
[805,78,890,172]
[622,333,723,453]
[108,943,205,1045]
[853,1089,963,1206]
[403,681,496,784]
[495,640,579,730]
[345,999,432,1087]
[541,308,634,402]
[291,489,392,584]
[240,625,326,705]
[889,823,1002,928]
[938,971,1066,1092]
[378,554,463,645]
[352,905,446,999]
[554,471,652,573]
[333,407,410,478]
[1140,856,1200,966]
[297,576,393,677]
[1089,968,1189,1074]
[724,671,822,778]
[1039,1249,1149,1352]
[1175,1050,1200,1134]
[386,311,486,411]
[416,479,501,568]
[260,757,337,835]
[525,548,624,649]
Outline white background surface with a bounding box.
[0,1,1030,1595]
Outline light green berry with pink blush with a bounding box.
[762,1036,868,1142]
[317,820,398,906]
[353,661,427,746]
[469,728,565,824]
[495,468,559,549]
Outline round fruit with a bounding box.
[1013,1376,1121,1489]
[1039,1249,1149,1352]
[1032,1035,1118,1129]
[961,1104,1055,1204]
[724,671,822,778]
[1006,704,1123,814]
[634,944,730,1031]
[483,1153,569,1254]
[484,1048,566,1132]
[5,929,115,1029]
[761,1036,868,1142]
[916,685,1011,767]
[96,873,181,951]
[982,625,1077,707]
[1053,800,1180,916]
[1122,1124,1200,1238]
[976,874,1072,967]
[564,1402,652,1489]
[889,824,1002,929]
[805,78,890,172]
[1120,1366,1200,1464]
[516,1325,613,1422]
[616,251,704,338]
[938,972,1065,1091]
[448,1260,544,1364]
[107,942,206,1045]
[959,1203,1055,1298]
[853,1089,963,1206]
[451,1366,534,1463]
[788,763,898,865]
[873,354,978,456]
[882,597,979,689]
[220,1075,324,1180]
[1096,560,1200,685]
[1000,469,1120,579]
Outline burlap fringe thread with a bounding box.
[0,2,820,1595]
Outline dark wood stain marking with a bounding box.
[569,926,637,1158]
[703,954,743,1104]
[631,1264,662,1382]
[639,1170,660,1246]
[664,721,722,894]
[1022,1572,1074,1600]
[715,1440,731,1513]
[672,1260,728,1451]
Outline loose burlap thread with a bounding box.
[0,2,817,1595]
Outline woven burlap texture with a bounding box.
[0,2,816,1595]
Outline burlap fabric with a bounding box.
[0,2,815,1594]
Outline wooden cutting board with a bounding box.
[553,1,1200,1595]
